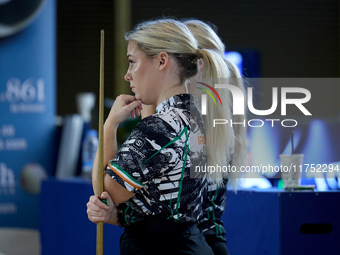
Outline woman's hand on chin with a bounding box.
[107,94,143,126]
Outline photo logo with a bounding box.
[196,82,222,115]
[197,82,312,128]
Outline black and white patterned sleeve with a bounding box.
[105,116,182,193]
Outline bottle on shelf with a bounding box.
[81,129,98,179]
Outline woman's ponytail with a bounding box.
[225,60,248,188]
[195,49,235,184]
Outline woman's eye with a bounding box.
[128,60,134,64]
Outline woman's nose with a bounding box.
[124,71,131,82]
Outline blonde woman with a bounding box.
[86,18,231,254]
[135,19,247,254]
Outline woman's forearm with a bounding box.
[92,94,142,195]
[92,121,119,195]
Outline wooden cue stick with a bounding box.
[97,29,105,255]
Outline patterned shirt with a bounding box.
[106,94,208,227]
[198,179,228,242]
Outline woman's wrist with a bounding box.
[107,204,119,225]
[104,120,119,133]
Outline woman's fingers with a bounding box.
[87,209,106,223]
[100,191,110,199]
[87,192,118,224]
[124,99,142,113]
[86,195,110,223]
[90,195,109,209]
[118,94,137,105]
[125,100,142,119]
[108,95,142,124]
[131,107,140,118]
[87,207,106,223]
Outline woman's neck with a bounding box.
[156,82,187,106]
[154,57,188,106]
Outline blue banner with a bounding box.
[0,0,55,229]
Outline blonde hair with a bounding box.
[125,18,242,184]
[184,19,225,56]
[125,19,199,83]
[184,19,248,188]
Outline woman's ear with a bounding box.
[158,52,170,70]
[198,58,204,71]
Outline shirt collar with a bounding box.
[155,94,191,114]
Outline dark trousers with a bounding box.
[205,236,230,255]
[120,217,214,255]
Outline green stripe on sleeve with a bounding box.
[109,162,144,187]
[175,127,189,221]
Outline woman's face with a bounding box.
[124,41,160,104]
